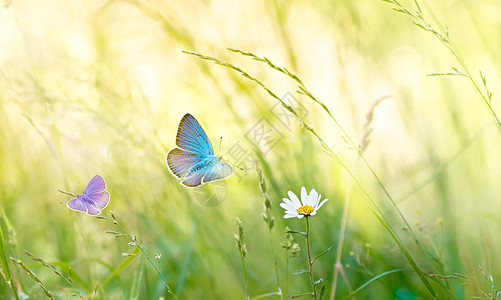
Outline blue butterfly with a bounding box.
[166,114,233,188]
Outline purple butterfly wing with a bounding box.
[166,148,201,178]
[88,191,110,210]
[176,114,214,156]
[83,175,106,195]
[67,197,88,214]
[67,195,102,216]
[85,203,101,215]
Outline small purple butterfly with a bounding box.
[58,175,110,216]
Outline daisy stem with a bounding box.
[305,217,317,300]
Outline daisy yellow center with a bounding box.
[297,205,314,216]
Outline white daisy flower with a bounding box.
[280,187,329,219]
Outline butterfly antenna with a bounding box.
[218,136,223,156]
[228,162,244,171]
[217,136,243,171]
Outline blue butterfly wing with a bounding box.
[166,148,201,178]
[180,161,233,188]
[202,162,233,184]
[176,114,214,157]
[181,168,207,187]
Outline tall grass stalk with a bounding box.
[235,217,249,299]
[383,0,501,128]
[24,251,74,287]
[184,50,438,298]
[10,256,53,299]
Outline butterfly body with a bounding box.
[166,114,233,188]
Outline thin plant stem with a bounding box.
[330,183,354,300]
[240,254,249,300]
[306,217,317,300]
[331,264,341,300]
[338,266,354,299]
[268,232,283,298]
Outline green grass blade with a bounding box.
[371,211,437,298]
[0,225,19,300]
[51,261,92,293]
[101,246,140,288]
[343,269,408,299]
[130,256,145,300]
[175,224,197,294]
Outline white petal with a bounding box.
[310,211,317,216]
[280,199,296,210]
[297,214,304,219]
[288,200,300,210]
[314,193,321,207]
[284,213,298,219]
[288,191,301,207]
[307,189,318,206]
[316,199,329,210]
[300,187,307,205]
[281,203,296,213]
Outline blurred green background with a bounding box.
[1,0,501,299]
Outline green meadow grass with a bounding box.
[1,0,501,299]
